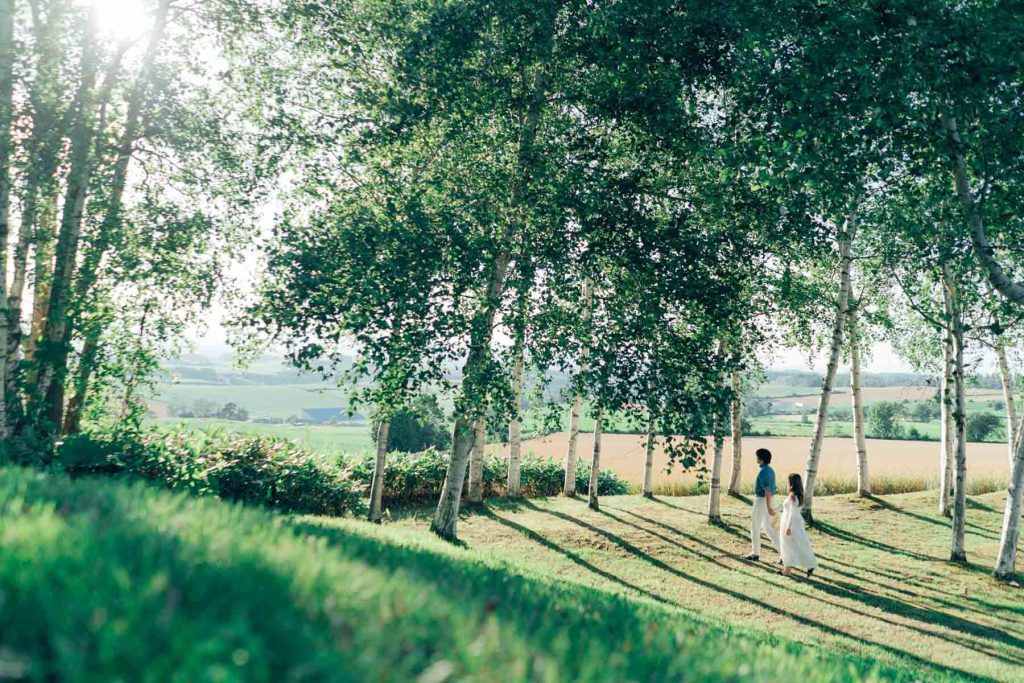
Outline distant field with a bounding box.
[149,383,355,419]
[488,432,1011,490]
[149,418,374,457]
[762,384,1012,409]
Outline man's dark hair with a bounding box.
[755,448,772,464]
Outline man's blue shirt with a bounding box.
[755,463,776,498]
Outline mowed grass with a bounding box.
[386,489,1024,682]
[0,468,1002,683]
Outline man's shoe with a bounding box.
[742,554,760,561]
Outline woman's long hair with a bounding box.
[788,473,805,506]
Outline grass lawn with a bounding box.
[5,467,1020,681]
[382,490,1023,682]
[149,418,375,457]
[0,467,952,683]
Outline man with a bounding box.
[744,447,780,561]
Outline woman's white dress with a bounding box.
[780,494,818,571]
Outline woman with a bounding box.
[781,473,818,577]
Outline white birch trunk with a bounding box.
[803,216,855,521]
[506,344,524,497]
[368,419,390,523]
[467,416,486,504]
[563,277,593,496]
[708,411,725,523]
[939,331,954,518]
[563,394,582,496]
[642,416,655,498]
[588,408,604,511]
[943,266,968,562]
[994,418,1024,579]
[996,341,1017,468]
[943,115,1024,306]
[432,252,512,540]
[727,368,743,494]
[0,0,13,437]
[849,305,870,495]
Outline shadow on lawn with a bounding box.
[862,494,1001,541]
[614,508,1024,663]
[510,500,997,683]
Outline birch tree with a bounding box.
[848,305,869,496]
[802,217,855,521]
[726,368,743,494]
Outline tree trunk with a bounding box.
[467,416,486,504]
[0,0,13,437]
[708,406,725,523]
[563,277,593,496]
[996,341,1017,469]
[939,328,954,517]
[803,216,855,522]
[432,25,553,538]
[41,2,169,433]
[35,31,118,432]
[431,249,511,540]
[727,368,743,494]
[588,408,604,511]
[61,328,100,434]
[24,194,56,363]
[506,342,524,497]
[642,415,655,498]
[368,419,390,523]
[943,266,968,562]
[5,2,69,425]
[849,304,870,495]
[563,395,582,496]
[943,115,1024,306]
[994,417,1024,580]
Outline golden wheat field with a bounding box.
[488,432,1011,489]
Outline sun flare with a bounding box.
[89,0,152,42]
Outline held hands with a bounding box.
[768,506,777,517]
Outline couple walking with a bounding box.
[743,448,817,577]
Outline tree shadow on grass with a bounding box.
[862,494,1000,541]
[613,507,1024,661]
[807,573,1024,666]
[515,501,997,683]
[814,520,941,562]
[474,508,676,607]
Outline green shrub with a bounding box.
[346,449,628,505]
[57,430,365,516]
[967,412,1001,442]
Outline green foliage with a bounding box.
[827,405,852,422]
[58,430,364,517]
[346,449,627,507]
[867,401,905,440]
[966,412,1001,443]
[377,394,451,453]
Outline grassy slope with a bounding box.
[0,470,993,683]
[383,490,1024,683]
